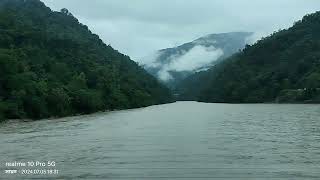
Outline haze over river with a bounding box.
[1,102,320,179]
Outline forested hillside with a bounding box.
[0,0,172,120]
[178,11,320,103]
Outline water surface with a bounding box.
[1,102,320,179]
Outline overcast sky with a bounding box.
[41,0,319,62]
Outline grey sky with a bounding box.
[41,0,319,62]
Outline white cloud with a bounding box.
[245,32,270,45]
[140,51,162,68]
[168,45,223,72]
[152,45,224,81]
[157,68,173,82]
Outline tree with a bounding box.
[47,88,71,117]
[60,8,73,16]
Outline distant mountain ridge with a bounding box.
[143,32,253,88]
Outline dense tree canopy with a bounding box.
[178,11,320,103]
[0,0,172,121]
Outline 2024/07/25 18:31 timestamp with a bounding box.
[20,169,59,175]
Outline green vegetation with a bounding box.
[178,11,320,103]
[0,0,172,121]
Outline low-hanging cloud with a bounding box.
[245,32,271,45]
[151,45,224,81]
[169,46,223,72]
[157,68,173,82]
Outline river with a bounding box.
[0,102,320,179]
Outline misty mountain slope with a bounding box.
[178,11,320,103]
[0,0,172,120]
[143,32,253,88]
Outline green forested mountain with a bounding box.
[178,11,320,103]
[0,0,172,120]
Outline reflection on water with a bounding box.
[1,102,320,179]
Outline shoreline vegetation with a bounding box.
[1,101,179,123]
[2,101,318,123]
